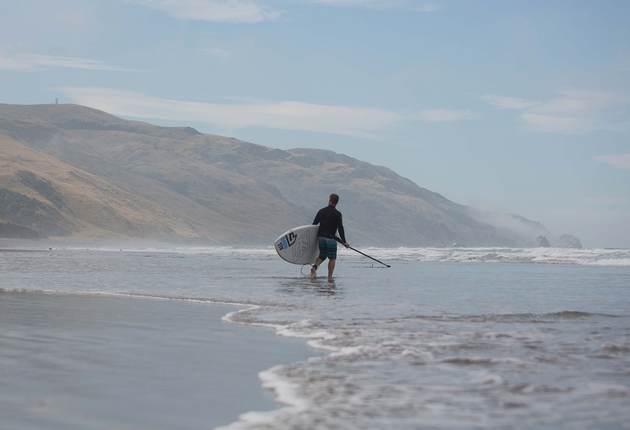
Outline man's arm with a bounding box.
[337,215,348,245]
[313,209,321,225]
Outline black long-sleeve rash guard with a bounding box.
[313,205,346,243]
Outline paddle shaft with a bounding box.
[334,237,391,268]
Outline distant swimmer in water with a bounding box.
[311,193,349,278]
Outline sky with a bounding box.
[1,0,629,248]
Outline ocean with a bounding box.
[1,244,629,429]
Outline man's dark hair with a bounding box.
[329,194,339,205]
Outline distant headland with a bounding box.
[0,103,568,247]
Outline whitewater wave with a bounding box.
[217,306,630,430]
[50,245,630,266]
[352,246,630,266]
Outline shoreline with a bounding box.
[0,289,324,430]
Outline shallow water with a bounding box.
[1,245,629,429]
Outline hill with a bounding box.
[0,221,45,240]
[0,103,534,246]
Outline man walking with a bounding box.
[311,194,349,278]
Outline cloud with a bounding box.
[0,50,139,72]
[482,89,630,134]
[303,0,401,6]
[419,109,474,122]
[520,113,595,135]
[55,86,412,139]
[481,94,541,110]
[134,0,281,23]
[299,0,438,10]
[416,4,439,12]
[595,153,630,171]
[200,47,231,58]
[531,89,627,115]
[54,7,90,26]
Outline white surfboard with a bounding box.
[274,225,320,265]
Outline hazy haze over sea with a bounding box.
[1,244,629,429]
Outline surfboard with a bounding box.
[274,225,320,265]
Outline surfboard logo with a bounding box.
[286,232,297,246]
[292,231,310,261]
[277,232,297,251]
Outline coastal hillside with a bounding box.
[0,103,534,246]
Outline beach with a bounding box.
[0,289,323,430]
[1,244,630,429]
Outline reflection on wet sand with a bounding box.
[277,277,339,297]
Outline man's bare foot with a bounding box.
[310,265,317,277]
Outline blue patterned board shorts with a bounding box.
[318,237,337,261]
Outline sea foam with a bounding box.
[55,244,630,266]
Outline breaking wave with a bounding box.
[54,244,630,266]
[351,246,630,266]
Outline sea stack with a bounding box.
[554,234,583,249]
[534,236,551,247]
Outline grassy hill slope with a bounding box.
[0,103,527,246]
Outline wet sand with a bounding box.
[0,291,322,430]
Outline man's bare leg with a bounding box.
[328,258,336,278]
[311,258,323,277]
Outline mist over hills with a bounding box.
[0,103,544,246]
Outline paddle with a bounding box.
[334,237,391,268]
